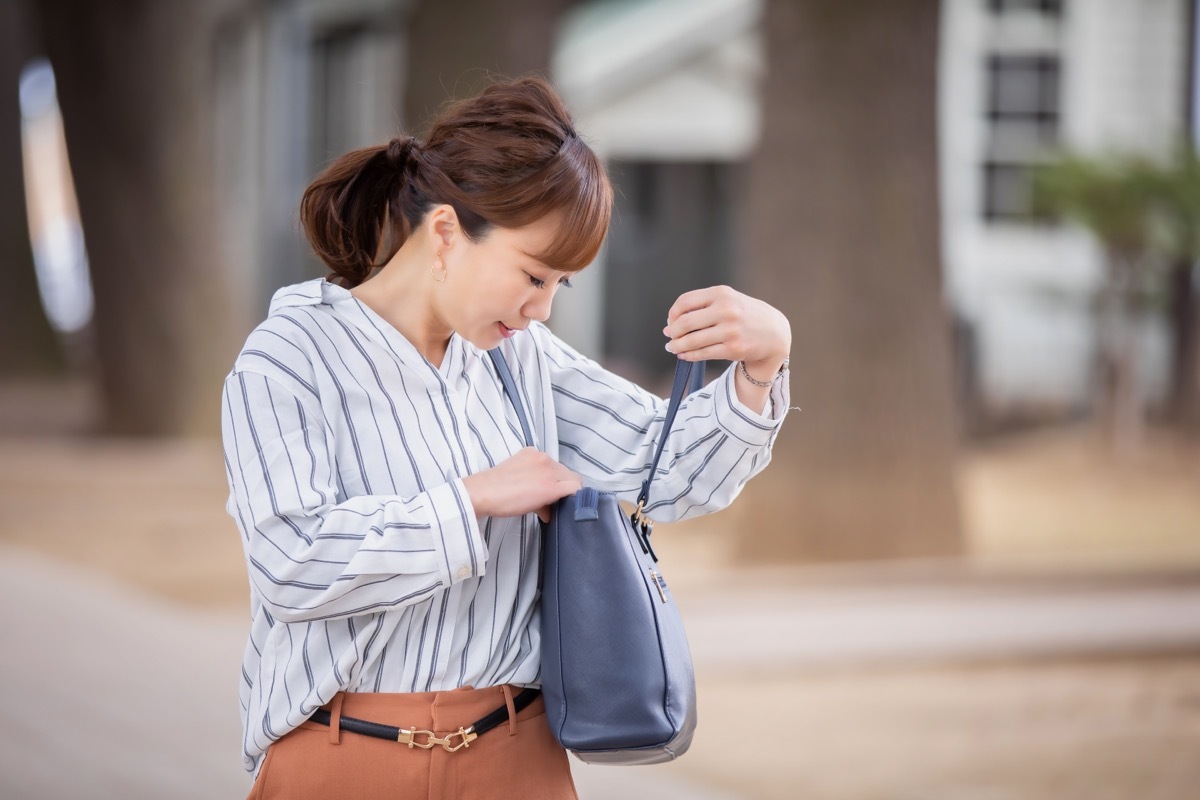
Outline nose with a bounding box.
[523,290,554,323]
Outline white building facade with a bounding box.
[939,0,1189,419]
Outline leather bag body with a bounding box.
[488,350,702,765]
[541,486,696,763]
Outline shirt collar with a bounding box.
[267,278,343,314]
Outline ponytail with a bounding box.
[299,136,420,288]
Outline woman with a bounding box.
[221,75,791,799]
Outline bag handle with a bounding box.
[486,348,703,512]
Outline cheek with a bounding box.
[489,276,529,308]
[460,279,517,323]
[452,266,490,302]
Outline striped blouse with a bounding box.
[220,278,789,774]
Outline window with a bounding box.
[986,55,1060,147]
[603,161,736,381]
[982,162,1039,220]
[982,54,1062,222]
[310,23,372,167]
[987,0,1063,16]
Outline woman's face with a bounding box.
[439,213,577,350]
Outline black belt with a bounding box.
[309,688,542,752]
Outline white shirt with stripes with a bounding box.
[221,278,789,774]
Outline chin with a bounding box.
[462,330,501,351]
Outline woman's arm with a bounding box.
[532,314,790,522]
[221,369,487,624]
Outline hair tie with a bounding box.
[385,136,420,175]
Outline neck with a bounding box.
[350,240,453,367]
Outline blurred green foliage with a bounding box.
[1032,147,1200,446]
[1033,146,1200,313]
[1034,146,1200,258]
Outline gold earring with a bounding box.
[432,251,447,283]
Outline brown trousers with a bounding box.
[246,686,578,800]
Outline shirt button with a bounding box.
[456,566,471,580]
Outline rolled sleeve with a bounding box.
[713,363,790,447]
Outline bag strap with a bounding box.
[637,358,703,508]
[486,348,703,511]
[488,348,535,448]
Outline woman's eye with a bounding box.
[526,272,573,289]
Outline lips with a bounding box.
[498,322,515,339]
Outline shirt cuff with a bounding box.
[712,362,789,447]
[427,478,487,586]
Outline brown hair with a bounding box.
[300,75,613,288]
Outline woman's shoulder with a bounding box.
[244,279,348,342]
[520,321,578,357]
[230,279,333,389]
[495,321,579,377]
[518,321,592,371]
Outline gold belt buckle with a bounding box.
[397,726,478,752]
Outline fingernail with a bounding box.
[664,342,674,353]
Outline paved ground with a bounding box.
[679,567,1200,671]
[2,540,1198,800]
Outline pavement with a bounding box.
[676,563,1200,671]
[1,542,1198,800]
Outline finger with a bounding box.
[536,504,551,523]
[666,324,725,357]
[666,287,718,325]
[548,462,583,483]
[672,342,731,362]
[663,306,721,339]
[555,478,583,497]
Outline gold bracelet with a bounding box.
[738,358,788,388]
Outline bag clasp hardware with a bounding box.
[397,726,478,752]
[649,568,669,603]
[629,500,660,562]
[630,499,652,532]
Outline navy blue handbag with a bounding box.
[488,350,703,765]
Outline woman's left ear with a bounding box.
[427,204,460,252]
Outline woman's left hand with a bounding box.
[663,285,791,375]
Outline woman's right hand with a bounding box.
[461,447,583,522]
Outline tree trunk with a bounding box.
[0,0,64,376]
[35,0,237,435]
[403,0,572,134]
[735,0,962,561]
[1172,0,1200,435]
[1105,252,1156,455]
[1167,260,1200,435]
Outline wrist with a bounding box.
[460,474,492,517]
[739,355,789,386]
